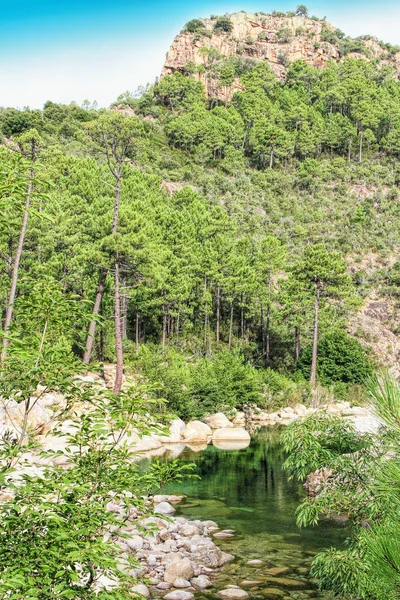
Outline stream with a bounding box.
[158,426,348,600]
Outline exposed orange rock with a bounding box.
[161,12,400,101]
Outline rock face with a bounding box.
[161,12,400,100]
[350,295,400,378]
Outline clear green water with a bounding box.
[159,427,348,600]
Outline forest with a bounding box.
[1,33,400,599]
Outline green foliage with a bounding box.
[133,346,264,420]
[282,412,366,481]
[296,5,309,16]
[276,28,292,43]
[213,16,233,33]
[283,375,400,598]
[155,73,205,109]
[320,26,345,44]
[298,330,373,384]
[183,18,204,33]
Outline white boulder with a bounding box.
[182,421,212,444]
[204,413,233,429]
[164,558,195,584]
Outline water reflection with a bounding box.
[156,427,348,599]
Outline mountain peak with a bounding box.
[161,10,400,100]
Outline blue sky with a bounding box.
[1,0,399,109]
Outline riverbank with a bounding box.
[98,493,235,597]
[0,364,377,466]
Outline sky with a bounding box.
[1,0,400,109]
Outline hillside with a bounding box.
[1,7,400,415]
[162,11,400,100]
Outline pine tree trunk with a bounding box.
[216,284,221,343]
[135,311,140,354]
[84,173,121,366]
[359,132,363,163]
[261,305,266,359]
[2,171,33,362]
[113,258,123,394]
[265,276,271,363]
[266,306,270,363]
[83,268,107,364]
[121,277,127,340]
[310,284,320,385]
[229,301,234,350]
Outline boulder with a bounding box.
[191,575,212,590]
[173,578,191,588]
[180,523,199,537]
[264,577,306,589]
[163,592,194,600]
[182,421,212,444]
[292,404,307,416]
[154,419,186,444]
[217,589,249,600]
[131,584,150,598]
[212,428,250,443]
[265,566,292,576]
[154,501,176,515]
[157,583,172,590]
[164,558,195,584]
[204,413,233,429]
[127,535,144,551]
[3,399,50,433]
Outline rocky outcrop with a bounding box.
[161,12,400,100]
[349,295,400,378]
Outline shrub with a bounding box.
[320,26,345,44]
[213,16,233,33]
[276,28,292,43]
[298,330,374,385]
[183,19,205,33]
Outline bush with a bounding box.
[298,330,373,385]
[183,19,205,33]
[276,28,292,43]
[213,16,233,33]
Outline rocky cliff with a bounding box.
[162,12,400,100]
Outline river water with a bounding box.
[161,426,348,600]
